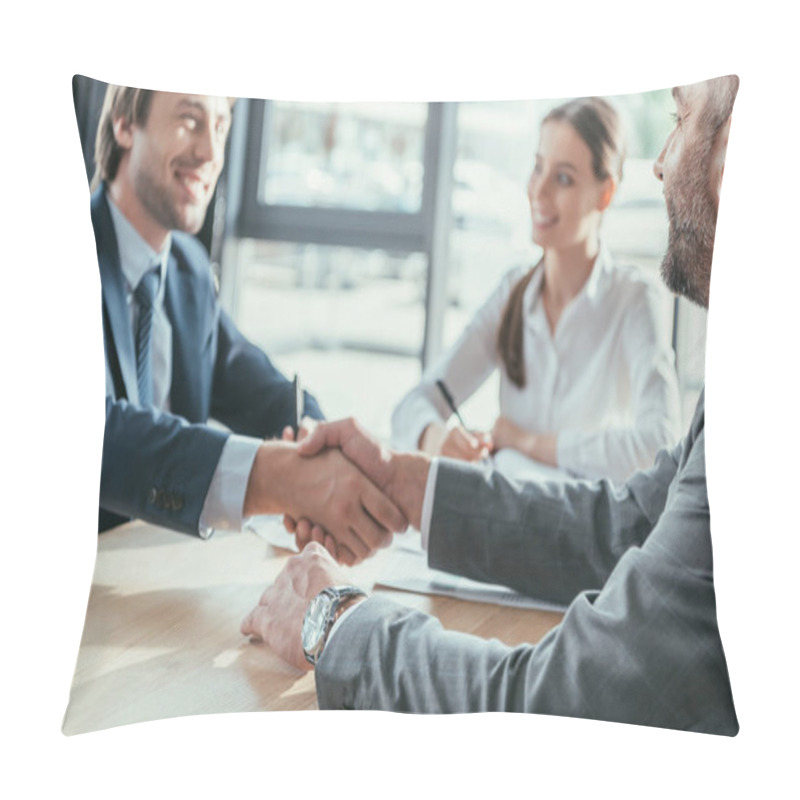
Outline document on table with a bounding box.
[246,515,567,613]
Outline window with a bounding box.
[259,101,427,213]
[224,92,705,434]
[443,92,704,428]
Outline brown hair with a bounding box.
[91,85,155,191]
[497,97,625,388]
[90,85,238,191]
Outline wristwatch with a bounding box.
[301,585,367,666]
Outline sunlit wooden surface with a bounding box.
[63,521,563,734]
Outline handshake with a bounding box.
[243,418,431,564]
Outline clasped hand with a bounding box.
[278,418,407,565]
[242,419,430,670]
[241,542,351,672]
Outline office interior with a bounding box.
[73,76,706,442]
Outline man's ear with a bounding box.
[710,116,732,206]
[598,177,617,211]
[112,115,134,150]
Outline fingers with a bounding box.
[310,517,376,566]
[296,417,319,442]
[296,418,353,457]
[474,431,494,454]
[322,533,338,560]
[286,439,405,564]
[281,425,296,442]
[283,514,297,533]
[322,534,358,567]
[314,531,347,565]
[441,426,488,461]
[310,524,326,546]
[295,520,329,552]
[333,477,404,559]
[294,518,313,549]
[241,543,352,672]
[326,524,371,564]
[297,521,356,567]
[241,602,269,640]
[297,417,395,493]
[360,482,407,536]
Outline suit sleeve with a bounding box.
[315,429,738,734]
[427,438,682,606]
[101,397,229,534]
[169,234,324,438]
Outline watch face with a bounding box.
[302,591,332,655]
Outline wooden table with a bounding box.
[62,521,563,734]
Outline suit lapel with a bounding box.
[165,247,208,421]
[92,187,139,403]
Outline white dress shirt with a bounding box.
[107,199,260,536]
[392,244,682,484]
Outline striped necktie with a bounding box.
[134,268,160,406]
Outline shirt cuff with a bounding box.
[419,457,440,551]
[391,394,445,452]
[198,434,262,537]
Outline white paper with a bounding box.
[246,515,566,612]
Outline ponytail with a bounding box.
[497,260,542,389]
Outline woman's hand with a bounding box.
[490,416,558,467]
[421,422,491,462]
[490,416,531,453]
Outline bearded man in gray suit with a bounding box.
[241,75,740,735]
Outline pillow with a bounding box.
[63,74,738,737]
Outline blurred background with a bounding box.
[74,78,707,440]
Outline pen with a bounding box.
[436,380,467,429]
[293,373,304,436]
[436,379,492,465]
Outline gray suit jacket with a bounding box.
[315,391,738,735]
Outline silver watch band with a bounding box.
[303,585,366,666]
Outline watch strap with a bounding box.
[303,585,366,666]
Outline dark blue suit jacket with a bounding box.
[94,185,323,534]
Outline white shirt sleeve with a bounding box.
[418,457,440,551]
[198,434,262,538]
[557,281,682,482]
[391,268,523,451]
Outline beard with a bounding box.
[659,133,718,309]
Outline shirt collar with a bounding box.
[107,195,171,294]
[524,258,547,333]
[582,240,613,304]
[524,241,614,333]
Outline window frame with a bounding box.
[230,98,457,367]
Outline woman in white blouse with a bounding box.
[391,97,682,484]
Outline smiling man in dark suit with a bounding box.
[241,75,741,735]
[93,85,405,556]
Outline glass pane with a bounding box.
[233,239,427,439]
[258,101,428,213]
[445,91,694,427]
